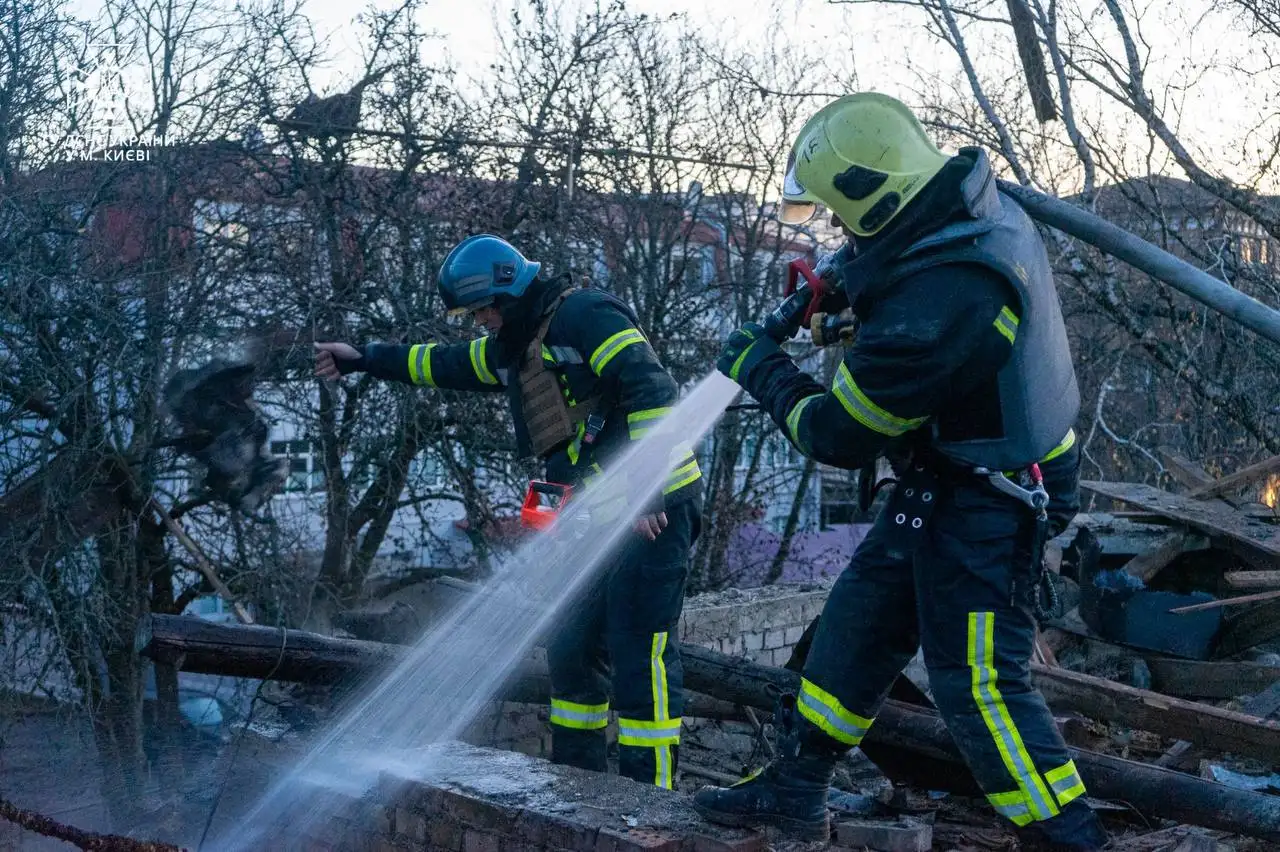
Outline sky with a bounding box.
[63,0,1279,190]
[286,0,1279,189]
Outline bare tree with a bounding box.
[823,0,1280,494]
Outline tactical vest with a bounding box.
[880,151,1080,470]
[517,290,600,459]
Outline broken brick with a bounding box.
[833,816,932,852]
[685,831,769,852]
[594,825,682,851]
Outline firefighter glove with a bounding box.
[717,322,783,389]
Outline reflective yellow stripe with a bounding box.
[651,631,670,723]
[617,717,681,746]
[625,631,676,788]
[407,343,436,387]
[589,328,646,375]
[1044,760,1086,807]
[728,340,760,382]
[468,337,498,385]
[987,790,1034,826]
[1041,428,1076,463]
[796,677,873,745]
[627,406,673,440]
[968,612,1059,822]
[549,698,609,730]
[994,305,1020,345]
[785,394,821,450]
[566,420,586,465]
[662,458,701,495]
[832,363,928,437]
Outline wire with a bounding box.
[265,118,760,171]
[196,626,289,851]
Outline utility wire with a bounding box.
[265,118,760,172]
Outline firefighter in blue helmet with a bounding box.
[694,93,1108,851]
[315,234,702,789]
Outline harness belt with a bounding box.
[881,453,1063,621]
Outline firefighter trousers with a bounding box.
[544,499,700,788]
[796,447,1094,835]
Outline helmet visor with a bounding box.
[445,294,494,320]
[779,150,819,225]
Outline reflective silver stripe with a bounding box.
[1044,760,1085,805]
[550,706,609,725]
[992,798,1031,822]
[970,612,1058,820]
[797,690,869,744]
[470,337,498,385]
[589,328,645,374]
[831,363,927,437]
[656,745,672,789]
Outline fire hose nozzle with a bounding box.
[763,248,849,344]
[810,312,857,347]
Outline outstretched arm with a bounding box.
[314,338,505,393]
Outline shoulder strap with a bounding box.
[524,289,575,363]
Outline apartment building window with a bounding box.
[820,468,857,529]
[269,439,323,492]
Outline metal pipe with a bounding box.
[997,179,1280,346]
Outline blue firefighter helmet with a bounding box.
[437,234,542,317]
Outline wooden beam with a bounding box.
[681,642,1280,842]
[1157,679,1280,770]
[1080,481,1280,566]
[1027,662,1280,764]
[137,614,1280,776]
[1224,571,1280,591]
[1123,531,1209,584]
[1187,455,1280,500]
[1146,658,1280,700]
[1159,451,1217,491]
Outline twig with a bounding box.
[1169,588,1280,615]
[149,499,254,625]
[0,795,181,851]
[743,705,775,759]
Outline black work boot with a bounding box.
[1015,800,1110,851]
[691,694,842,841]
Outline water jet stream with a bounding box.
[211,371,742,851]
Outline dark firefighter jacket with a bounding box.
[741,153,1077,473]
[358,277,702,513]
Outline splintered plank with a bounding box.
[1187,455,1280,500]
[1080,481,1280,567]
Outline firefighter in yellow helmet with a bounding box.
[698,93,1107,851]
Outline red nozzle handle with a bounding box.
[785,258,828,326]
